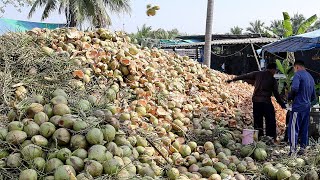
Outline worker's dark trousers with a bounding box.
[288,109,310,153]
[253,102,277,140]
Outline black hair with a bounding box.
[294,60,305,67]
[266,62,277,70]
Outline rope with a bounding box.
[211,44,250,58]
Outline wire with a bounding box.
[211,44,251,58]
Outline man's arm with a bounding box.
[228,72,257,82]
[288,74,300,101]
[273,79,286,108]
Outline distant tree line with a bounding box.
[229,12,320,38]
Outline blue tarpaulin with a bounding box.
[262,29,320,53]
[0,18,66,35]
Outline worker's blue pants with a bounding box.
[288,109,310,152]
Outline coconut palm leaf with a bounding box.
[28,0,47,18]
[41,0,58,20]
[282,12,293,37]
[297,14,318,35]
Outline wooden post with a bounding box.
[251,43,261,71]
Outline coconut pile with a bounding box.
[0,28,317,180]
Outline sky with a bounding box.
[2,0,320,35]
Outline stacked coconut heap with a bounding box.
[0,28,318,180]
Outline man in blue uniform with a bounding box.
[288,60,316,155]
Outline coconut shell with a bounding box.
[6,130,27,144]
[88,145,108,162]
[53,104,71,116]
[52,128,71,145]
[86,128,103,145]
[19,169,37,180]
[45,158,64,173]
[8,121,24,131]
[72,149,88,159]
[31,135,48,146]
[66,156,84,172]
[7,153,21,168]
[27,103,44,118]
[54,165,76,180]
[39,122,56,138]
[21,144,43,161]
[57,148,72,162]
[52,89,68,98]
[73,120,88,131]
[51,95,68,105]
[34,112,49,125]
[32,157,46,171]
[85,160,103,177]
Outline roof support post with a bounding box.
[250,43,261,71]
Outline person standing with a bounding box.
[227,63,286,141]
[288,60,316,155]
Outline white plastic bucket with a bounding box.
[242,129,259,145]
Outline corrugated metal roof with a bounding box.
[160,37,278,48]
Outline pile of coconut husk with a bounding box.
[0,28,316,180]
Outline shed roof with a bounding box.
[160,37,278,48]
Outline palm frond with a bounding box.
[28,0,45,18]
[41,0,58,20]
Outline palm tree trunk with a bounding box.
[203,0,214,67]
[65,8,77,27]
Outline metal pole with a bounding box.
[251,43,261,71]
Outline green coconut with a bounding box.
[0,159,6,168]
[136,135,148,147]
[101,124,116,142]
[24,121,40,137]
[43,104,53,118]
[66,156,84,172]
[50,115,62,126]
[240,145,254,157]
[103,158,121,175]
[305,169,318,180]
[21,144,43,161]
[76,173,94,180]
[209,174,222,180]
[167,168,180,180]
[78,99,91,111]
[51,95,68,105]
[267,167,278,180]
[276,168,291,180]
[52,128,71,145]
[57,148,72,162]
[31,157,46,171]
[8,121,24,131]
[39,122,56,138]
[72,149,88,159]
[137,164,155,178]
[6,130,27,144]
[253,148,267,161]
[214,162,227,173]
[228,163,237,171]
[19,169,37,180]
[7,109,17,121]
[70,135,88,150]
[0,149,9,158]
[0,127,8,140]
[47,151,58,160]
[34,112,49,125]
[85,160,103,177]
[88,145,108,162]
[221,169,234,177]
[31,135,48,146]
[73,120,88,131]
[54,165,76,180]
[256,141,267,149]
[295,158,305,167]
[44,176,55,180]
[7,153,21,168]
[86,128,103,145]
[237,163,247,173]
[179,145,192,157]
[121,146,132,157]
[52,89,68,98]
[58,114,76,128]
[289,173,301,180]
[45,158,64,172]
[199,166,217,178]
[53,104,71,116]
[27,103,44,118]
[21,140,33,148]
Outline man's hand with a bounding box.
[226,79,233,83]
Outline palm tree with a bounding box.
[28,0,131,27]
[267,20,285,37]
[246,20,265,34]
[291,13,305,34]
[230,26,243,35]
[203,0,214,67]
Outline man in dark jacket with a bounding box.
[288,60,316,155]
[227,63,286,141]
